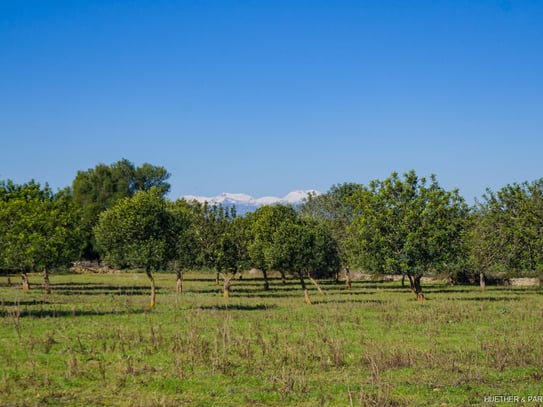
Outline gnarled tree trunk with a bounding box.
[43,269,51,294]
[262,269,270,291]
[223,277,231,298]
[448,270,456,286]
[308,275,325,295]
[21,272,29,291]
[146,267,156,309]
[300,276,312,305]
[280,270,286,285]
[479,271,486,292]
[344,267,351,289]
[407,274,415,292]
[413,275,425,301]
[176,268,183,294]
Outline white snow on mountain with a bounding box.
[180,190,320,212]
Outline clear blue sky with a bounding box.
[1,0,542,202]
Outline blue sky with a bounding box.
[1,0,542,202]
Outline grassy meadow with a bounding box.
[1,271,542,406]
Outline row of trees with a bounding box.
[1,159,542,305]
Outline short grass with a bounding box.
[1,271,542,406]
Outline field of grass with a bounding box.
[1,271,542,406]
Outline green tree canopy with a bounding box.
[349,171,468,300]
[247,204,299,289]
[94,187,175,308]
[0,180,84,291]
[300,183,363,271]
[471,179,543,280]
[72,159,170,258]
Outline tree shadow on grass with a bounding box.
[52,284,161,296]
[447,296,522,302]
[312,298,389,305]
[426,288,482,294]
[0,307,147,318]
[195,303,277,311]
[1,299,54,306]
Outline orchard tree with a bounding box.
[94,187,176,308]
[0,180,84,292]
[170,199,200,293]
[73,159,170,258]
[300,183,363,282]
[349,171,468,301]
[247,204,299,289]
[219,215,251,297]
[185,201,233,285]
[265,219,340,304]
[471,179,543,289]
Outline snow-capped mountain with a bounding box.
[180,190,320,214]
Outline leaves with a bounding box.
[94,188,175,271]
[348,170,468,277]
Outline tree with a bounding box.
[73,159,170,258]
[94,188,176,308]
[300,183,363,282]
[471,179,543,289]
[0,180,84,292]
[349,171,468,300]
[170,200,200,293]
[265,219,340,304]
[247,205,299,289]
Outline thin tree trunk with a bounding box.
[7,275,12,286]
[176,268,183,294]
[21,272,29,291]
[479,271,486,292]
[448,271,456,286]
[414,275,425,301]
[300,276,312,305]
[407,273,415,292]
[344,267,351,289]
[401,274,406,288]
[215,271,220,286]
[223,276,231,298]
[308,275,325,295]
[262,269,270,291]
[280,270,286,285]
[43,269,51,294]
[146,267,156,309]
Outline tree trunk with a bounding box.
[401,274,406,288]
[344,267,351,289]
[223,277,231,298]
[335,270,339,284]
[43,269,51,294]
[479,271,486,292]
[448,271,456,286]
[280,270,286,285]
[215,271,220,286]
[413,275,425,301]
[7,275,12,286]
[21,272,29,291]
[407,274,415,292]
[262,269,270,291]
[300,276,312,305]
[146,267,156,309]
[308,275,325,295]
[176,268,183,294]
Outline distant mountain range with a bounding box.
[180,190,321,214]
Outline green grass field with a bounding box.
[1,271,542,406]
